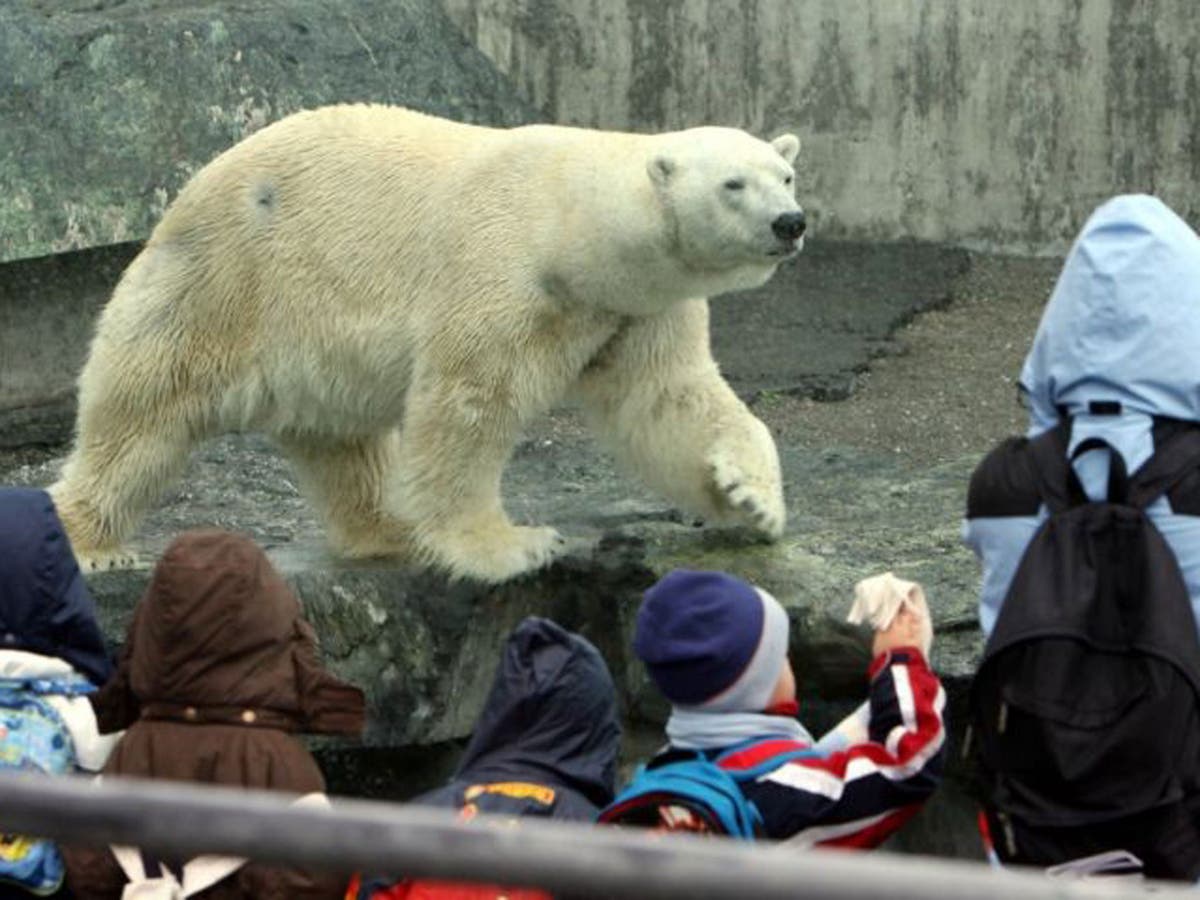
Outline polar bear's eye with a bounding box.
[784,175,793,186]
[724,178,746,191]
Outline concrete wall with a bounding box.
[443,0,1200,254]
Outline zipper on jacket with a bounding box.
[997,702,1008,735]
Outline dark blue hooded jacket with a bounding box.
[0,488,113,685]
[417,616,621,821]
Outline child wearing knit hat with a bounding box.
[607,569,946,845]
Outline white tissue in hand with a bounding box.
[847,571,933,656]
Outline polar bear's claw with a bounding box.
[75,547,140,573]
[707,450,786,541]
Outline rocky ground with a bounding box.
[0,242,1061,857]
[791,253,1058,461]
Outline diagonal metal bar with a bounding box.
[0,771,1188,899]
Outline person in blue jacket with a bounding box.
[0,487,118,898]
[416,616,621,821]
[964,194,1200,638]
[349,616,621,898]
[964,194,1200,875]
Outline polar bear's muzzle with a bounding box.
[771,211,807,241]
[768,210,807,257]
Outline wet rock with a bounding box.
[0,0,538,264]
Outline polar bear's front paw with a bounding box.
[421,522,567,584]
[74,547,140,573]
[707,450,785,541]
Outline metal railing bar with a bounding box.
[0,772,1188,900]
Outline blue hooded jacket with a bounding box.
[0,488,113,685]
[416,616,621,820]
[964,195,1200,635]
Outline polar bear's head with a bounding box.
[648,127,804,289]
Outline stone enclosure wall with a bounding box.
[444,0,1200,255]
[0,0,539,265]
[7,1,1197,265]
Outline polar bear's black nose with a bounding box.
[772,211,807,241]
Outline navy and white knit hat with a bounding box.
[634,569,790,712]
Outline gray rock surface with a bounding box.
[0,0,538,263]
[0,243,137,447]
[7,433,976,743]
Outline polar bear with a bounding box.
[50,104,805,583]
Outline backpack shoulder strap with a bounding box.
[712,740,822,781]
[968,436,1047,518]
[968,419,1133,517]
[1067,437,1131,505]
[1024,421,1080,512]
[1129,424,1200,510]
[1028,422,1140,508]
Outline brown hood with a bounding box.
[94,530,364,737]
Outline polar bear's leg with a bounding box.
[276,430,415,558]
[393,371,565,583]
[574,299,786,539]
[50,417,195,571]
[50,244,220,570]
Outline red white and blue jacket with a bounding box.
[663,648,946,847]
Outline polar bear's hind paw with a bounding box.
[423,523,568,584]
[74,547,141,572]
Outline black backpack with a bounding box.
[970,421,1200,859]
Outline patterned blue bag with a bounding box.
[0,677,93,895]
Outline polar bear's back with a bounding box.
[135,105,651,325]
[118,105,658,341]
[154,105,512,307]
[83,107,527,431]
[88,106,648,433]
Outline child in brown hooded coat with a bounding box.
[63,529,366,900]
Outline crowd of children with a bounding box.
[8,191,1200,894]
[0,483,945,898]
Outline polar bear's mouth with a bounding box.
[767,236,804,258]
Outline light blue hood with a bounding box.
[1022,195,1200,430]
[968,196,1200,638]
[1020,195,1200,472]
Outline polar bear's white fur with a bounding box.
[50,105,804,583]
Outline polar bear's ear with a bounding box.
[771,134,801,165]
[648,155,676,186]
